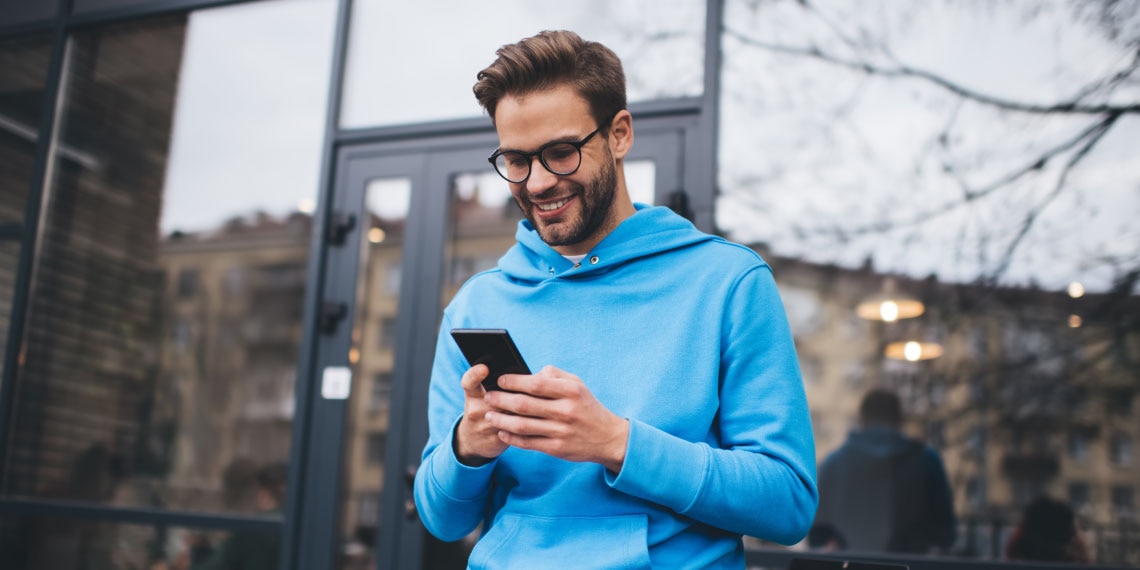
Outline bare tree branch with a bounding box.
[723,27,1140,115]
[990,112,1120,281]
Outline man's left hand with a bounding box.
[483,365,629,473]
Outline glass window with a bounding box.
[0,1,58,28]
[1112,485,1135,516]
[340,0,706,128]
[1068,429,1091,462]
[0,35,52,225]
[365,432,386,465]
[0,514,279,570]
[369,372,391,413]
[721,1,1140,563]
[1,0,336,514]
[1069,481,1090,510]
[1111,433,1132,466]
[341,175,410,570]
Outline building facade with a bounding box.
[1,1,1136,569]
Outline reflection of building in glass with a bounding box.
[2,17,187,505]
[158,213,308,509]
[773,254,1139,557]
[340,183,522,559]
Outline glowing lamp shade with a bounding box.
[857,298,925,322]
[885,341,943,361]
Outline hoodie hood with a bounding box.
[499,204,716,282]
[843,426,918,459]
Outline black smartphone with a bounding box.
[449,328,531,391]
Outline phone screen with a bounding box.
[450,328,531,391]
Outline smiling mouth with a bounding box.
[535,197,571,212]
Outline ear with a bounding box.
[607,110,634,160]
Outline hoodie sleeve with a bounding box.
[606,264,819,544]
[413,313,498,542]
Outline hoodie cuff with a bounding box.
[604,418,708,513]
[430,415,498,501]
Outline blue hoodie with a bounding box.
[414,205,817,569]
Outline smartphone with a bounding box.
[450,328,531,391]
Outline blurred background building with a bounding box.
[0,1,1136,569]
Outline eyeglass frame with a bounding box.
[487,126,603,183]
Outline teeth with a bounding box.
[536,198,569,212]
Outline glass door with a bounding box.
[315,124,685,570]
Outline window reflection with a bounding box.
[2,0,335,519]
[0,36,51,225]
[341,0,705,128]
[338,176,412,570]
[721,1,1139,564]
[0,514,279,570]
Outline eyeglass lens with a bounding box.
[494,142,583,183]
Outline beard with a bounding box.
[517,151,619,249]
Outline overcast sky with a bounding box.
[160,0,1138,293]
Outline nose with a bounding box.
[525,155,558,195]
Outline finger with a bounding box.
[461,364,489,395]
[486,410,565,438]
[498,365,578,398]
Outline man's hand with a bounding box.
[454,364,509,466]
[484,365,629,473]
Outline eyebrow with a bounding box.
[496,132,591,155]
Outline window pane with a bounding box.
[0,0,58,28]
[340,0,705,128]
[0,35,51,225]
[339,176,411,570]
[1,0,336,514]
[722,1,1140,564]
[0,514,280,570]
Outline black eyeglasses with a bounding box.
[488,127,601,183]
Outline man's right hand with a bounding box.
[454,364,509,466]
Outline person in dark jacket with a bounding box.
[814,388,957,554]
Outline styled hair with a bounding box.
[473,30,627,129]
[859,388,903,427]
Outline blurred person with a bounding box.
[814,388,956,554]
[413,30,817,569]
[1005,495,1090,563]
[178,462,287,570]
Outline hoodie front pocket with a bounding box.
[468,512,651,570]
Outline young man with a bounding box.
[413,30,817,569]
[814,388,957,554]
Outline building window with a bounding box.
[966,476,986,511]
[355,492,381,527]
[1112,486,1135,517]
[177,268,199,298]
[1110,433,1132,466]
[1068,429,1091,463]
[1069,482,1091,510]
[369,373,391,412]
[384,261,401,294]
[926,420,945,449]
[378,317,397,349]
[1106,388,1133,417]
[967,426,987,457]
[366,432,386,465]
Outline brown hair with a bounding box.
[473,30,626,129]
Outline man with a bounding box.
[814,388,957,554]
[413,30,817,569]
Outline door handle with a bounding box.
[404,464,419,520]
[318,301,347,335]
